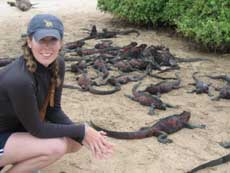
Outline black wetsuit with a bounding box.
[0,56,85,143]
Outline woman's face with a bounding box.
[27,36,62,67]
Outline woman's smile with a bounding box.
[40,52,53,58]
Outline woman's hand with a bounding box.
[82,125,114,159]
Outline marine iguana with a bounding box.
[7,0,36,11]
[114,60,134,72]
[143,72,181,96]
[125,82,175,115]
[211,83,230,100]
[119,42,138,54]
[97,64,150,87]
[121,44,147,59]
[187,153,230,173]
[90,111,205,143]
[106,73,146,87]
[93,58,110,79]
[144,45,179,67]
[74,73,121,95]
[81,25,140,41]
[188,72,212,96]
[104,42,138,60]
[94,40,113,49]
[128,58,149,70]
[69,60,88,73]
[149,47,209,66]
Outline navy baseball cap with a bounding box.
[27,14,64,41]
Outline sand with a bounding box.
[0,0,230,173]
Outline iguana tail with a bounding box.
[192,72,199,83]
[89,86,120,95]
[118,29,140,37]
[187,153,230,173]
[206,74,226,80]
[90,121,156,139]
[207,74,230,83]
[176,57,210,63]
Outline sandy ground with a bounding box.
[1,0,230,173]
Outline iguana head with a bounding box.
[158,103,167,110]
[77,73,91,90]
[178,111,191,123]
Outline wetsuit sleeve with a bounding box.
[7,74,85,143]
[46,57,74,124]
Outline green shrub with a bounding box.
[176,0,230,49]
[97,0,230,52]
[97,0,121,12]
[98,0,168,24]
[162,0,193,25]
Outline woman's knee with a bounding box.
[0,135,69,166]
[44,137,82,157]
[45,137,69,158]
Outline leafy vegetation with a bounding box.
[97,0,230,52]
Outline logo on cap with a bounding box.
[43,19,53,28]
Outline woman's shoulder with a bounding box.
[1,56,34,88]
